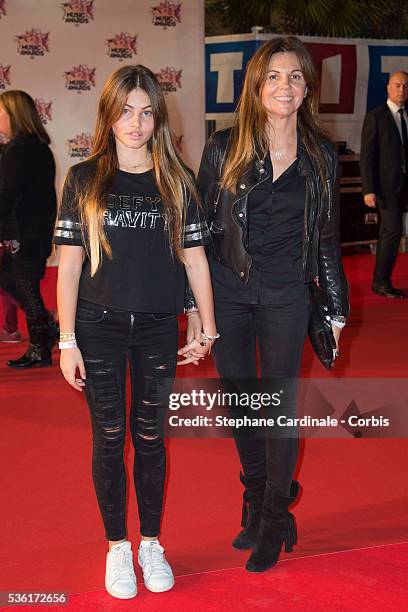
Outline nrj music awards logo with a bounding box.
[64,64,96,92]
[16,29,49,58]
[151,2,181,28]
[61,0,94,25]
[0,0,7,19]
[155,67,182,94]
[0,64,11,90]
[35,99,52,124]
[105,33,137,60]
[67,132,93,158]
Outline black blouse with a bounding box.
[209,155,307,305]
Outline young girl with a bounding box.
[54,65,217,599]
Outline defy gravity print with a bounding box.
[104,193,166,230]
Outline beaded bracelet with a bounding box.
[60,332,76,340]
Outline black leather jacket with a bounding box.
[197,128,349,319]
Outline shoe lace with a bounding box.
[110,547,134,580]
[143,543,167,574]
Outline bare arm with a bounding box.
[178,245,218,365]
[57,244,86,391]
[183,246,216,335]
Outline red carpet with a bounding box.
[1,252,407,610]
[6,543,408,611]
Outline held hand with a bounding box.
[364,193,376,208]
[60,347,86,391]
[177,337,215,366]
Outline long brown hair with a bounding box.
[75,64,198,276]
[0,90,50,144]
[222,36,329,191]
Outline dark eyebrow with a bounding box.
[267,68,303,74]
[124,103,152,110]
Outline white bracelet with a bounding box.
[59,340,78,349]
[331,320,346,329]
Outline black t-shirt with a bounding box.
[53,161,210,313]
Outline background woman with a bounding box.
[196,37,349,573]
[0,90,57,367]
[0,142,20,343]
[55,65,217,600]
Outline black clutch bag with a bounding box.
[308,282,336,369]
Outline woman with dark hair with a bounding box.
[55,64,217,599]
[0,90,57,367]
[0,141,20,343]
[195,36,349,572]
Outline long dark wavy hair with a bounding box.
[0,90,51,144]
[72,64,198,275]
[221,36,329,191]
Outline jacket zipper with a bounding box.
[232,173,271,222]
[326,178,332,221]
[232,173,271,251]
[302,175,313,278]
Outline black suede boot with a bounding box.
[232,472,266,550]
[245,480,300,572]
[7,316,52,369]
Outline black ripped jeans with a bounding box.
[75,299,178,541]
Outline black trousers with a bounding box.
[212,293,310,496]
[0,266,48,322]
[374,185,407,285]
[75,300,178,541]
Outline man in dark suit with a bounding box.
[360,70,408,298]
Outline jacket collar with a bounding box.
[235,130,315,194]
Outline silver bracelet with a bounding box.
[59,340,78,349]
[199,331,220,346]
[331,319,346,329]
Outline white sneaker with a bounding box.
[105,541,137,599]
[138,540,175,593]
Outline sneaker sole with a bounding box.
[143,579,175,593]
[105,584,137,599]
[137,551,175,593]
[138,563,175,594]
